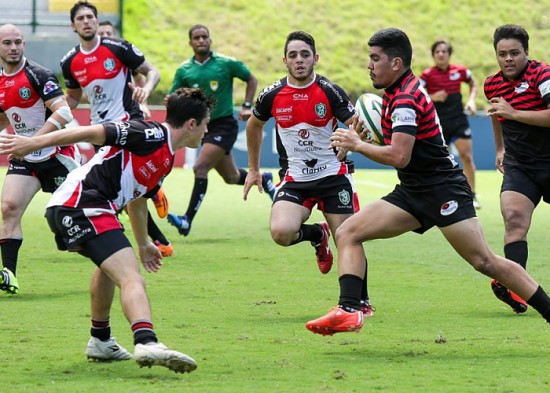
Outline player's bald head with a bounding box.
[0,24,23,39]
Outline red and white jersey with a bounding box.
[0,57,65,162]
[47,119,174,214]
[253,73,355,182]
[61,37,145,124]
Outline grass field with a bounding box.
[1,168,550,393]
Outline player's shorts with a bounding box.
[45,205,128,266]
[7,146,80,193]
[202,115,238,154]
[440,116,471,145]
[274,174,359,214]
[382,179,476,234]
[501,164,550,206]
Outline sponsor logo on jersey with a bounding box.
[515,81,529,94]
[43,81,60,95]
[315,103,327,118]
[92,85,107,101]
[4,80,14,87]
[293,93,308,101]
[115,121,131,145]
[303,159,318,168]
[146,160,158,172]
[131,44,143,57]
[391,107,416,127]
[139,166,151,179]
[210,80,219,91]
[103,58,116,72]
[11,112,27,130]
[302,164,327,175]
[449,71,461,81]
[144,127,164,140]
[19,87,31,100]
[276,107,292,114]
[440,200,458,216]
[74,69,86,77]
[338,189,351,205]
[84,56,98,64]
[298,129,309,139]
[62,216,73,227]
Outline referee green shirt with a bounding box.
[169,51,251,120]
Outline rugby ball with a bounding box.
[355,93,384,145]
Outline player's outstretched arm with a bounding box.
[0,124,107,157]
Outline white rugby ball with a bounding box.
[355,93,384,145]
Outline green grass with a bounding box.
[122,0,550,106]
[2,168,550,392]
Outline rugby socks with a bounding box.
[289,224,323,245]
[90,319,111,341]
[147,211,169,245]
[185,178,208,222]
[504,240,528,269]
[132,320,158,345]
[527,286,550,323]
[360,256,369,301]
[0,238,23,276]
[237,168,248,185]
[338,274,363,312]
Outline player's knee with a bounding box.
[1,200,22,220]
[503,210,530,235]
[270,227,293,246]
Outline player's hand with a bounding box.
[138,241,163,273]
[495,150,505,174]
[487,97,516,120]
[0,134,37,157]
[238,108,253,121]
[464,99,477,115]
[330,125,363,153]
[128,82,150,104]
[432,90,448,102]
[243,169,263,201]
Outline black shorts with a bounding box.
[45,205,127,265]
[440,116,471,145]
[202,115,238,153]
[274,174,359,214]
[382,179,476,234]
[7,149,79,193]
[501,164,550,206]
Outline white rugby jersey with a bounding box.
[61,37,145,124]
[0,57,65,162]
[253,73,355,182]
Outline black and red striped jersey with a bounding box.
[419,64,472,122]
[0,57,66,162]
[47,119,174,213]
[253,73,355,182]
[484,60,550,168]
[382,69,464,189]
[61,37,145,124]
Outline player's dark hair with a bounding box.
[70,1,98,23]
[493,24,529,52]
[99,21,114,27]
[188,24,209,40]
[368,28,412,68]
[166,88,212,128]
[285,31,316,56]
[431,40,452,57]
